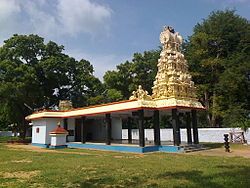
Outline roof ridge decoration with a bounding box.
[59,100,73,111]
[129,85,152,100]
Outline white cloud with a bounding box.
[0,0,118,80]
[57,0,112,36]
[66,49,131,80]
[0,0,20,18]
[24,0,59,37]
[0,0,21,41]
[0,0,112,42]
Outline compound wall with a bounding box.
[122,128,250,143]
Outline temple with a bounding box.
[26,26,205,153]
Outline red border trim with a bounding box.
[27,105,205,120]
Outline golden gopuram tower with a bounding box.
[130,26,204,109]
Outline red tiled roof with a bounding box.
[49,125,68,134]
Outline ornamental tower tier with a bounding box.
[152,26,196,100]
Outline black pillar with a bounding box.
[138,109,145,147]
[127,117,132,144]
[105,113,112,145]
[191,109,199,144]
[81,117,86,143]
[153,110,161,146]
[172,109,181,146]
[186,112,192,144]
[63,118,68,142]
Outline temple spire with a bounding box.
[152,26,197,100]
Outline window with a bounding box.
[36,128,39,133]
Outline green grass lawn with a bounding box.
[0,136,31,143]
[0,136,19,143]
[0,143,249,188]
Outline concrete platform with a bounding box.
[32,141,205,153]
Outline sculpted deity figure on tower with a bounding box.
[129,85,152,100]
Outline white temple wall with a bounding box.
[122,128,250,143]
[51,134,67,146]
[45,118,61,144]
[32,118,62,145]
[32,119,47,144]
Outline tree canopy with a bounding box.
[104,50,160,100]
[184,10,250,127]
[0,34,102,136]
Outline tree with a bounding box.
[185,10,250,127]
[87,88,123,105]
[0,34,102,137]
[104,50,160,100]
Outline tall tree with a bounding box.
[0,34,102,137]
[104,50,160,100]
[185,10,250,127]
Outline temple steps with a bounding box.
[181,144,208,153]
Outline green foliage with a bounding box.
[223,105,250,132]
[87,88,123,105]
[0,34,102,136]
[160,115,172,128]
[106,89,123,102]
[104,50,160,99]
[185,10,250,127]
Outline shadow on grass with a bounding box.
[76,175,143,188]
[158,170,224,188]
[202,142,224,149]
[158,165,250,188]
[0,136,31,144]
[79,176,114,188]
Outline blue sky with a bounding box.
[0,0,249,79]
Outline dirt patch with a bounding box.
[0,181,17,187]
[0,170,40,179]
[114,156,123,158]
[187,148,250,158]
[11,159,32,163]
[113,154,145,159]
